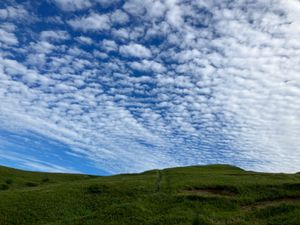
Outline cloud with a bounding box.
[0,148,80,174]
[101,39,118,52]
[52,0,92,11]
[110,9,129,25]
[123,0,146,17]
[123,0,167,19]
[0,0,300,174]
[75,36,93,45]
[120,43,152,58]
[0,5,29,21]
[68,13,110,31]
[130,59,165,73]
[0,28,18,45]
[40,30,70,42]
[30,41,55,54]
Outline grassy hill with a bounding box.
[0,164,299,225]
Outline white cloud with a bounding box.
[112,28,130,40]
[23,161,80,173]
[0,149,79,173]
[165,0,183,27]
[0,5,29,21]
[40,30,70,42]
[76,36,93,45]
[68,13,111,32]
[123,0,146,16]
[95,0,120,7]
[120,43,152,58]
[30,41,55,54]
[147,0,167,18]
[130,59,165,73]
[110,9,129,25]
[0,0,300,174]
[0,28,18,45]
[123,0,167,19]
[52,0,92,11]
[101,39,118,52]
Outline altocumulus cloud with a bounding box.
[0,0,299,174]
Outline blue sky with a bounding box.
[0,0,300,175]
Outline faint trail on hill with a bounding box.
[155,170,162,192]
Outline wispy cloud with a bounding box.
[68,13,111,31]
[52,0,92,12]
[120,43,152,58]
[0,28,18,45]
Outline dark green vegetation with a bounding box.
[0,164,299,225]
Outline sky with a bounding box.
[0,0,300,175]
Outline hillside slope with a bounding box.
[0,164,299,225]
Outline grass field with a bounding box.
[0,164,299,225]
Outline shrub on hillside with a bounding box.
[5,179,13,185]
[87,184,108,194]
[0,184,9,190]
[41,178,50,183]
[26,182,38,187]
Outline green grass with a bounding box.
[0,164,299,225]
